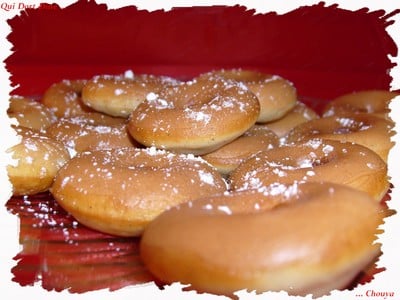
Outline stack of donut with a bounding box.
[6,68,396,297]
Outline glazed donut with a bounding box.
[51,147,227,236]
[41,79,93,118]
[262,101,319,137]
[284,113,394,163]
[201,69,297,123]
[201,126,279,176]
[322,90,399,120]
[8,96,57,131]
[46,112,139,157]
[128,76,260,155]
[140,181,384,297]
[7,126,70,196]
[81,70,180,118]
[229,139,389,201]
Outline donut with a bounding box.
[128,76,260,155]
[41,79,93,118]
[8,95,57,131]
[322,90,399,120]
[201,126,279,176]
[46,112,139,157]
[262,101,319,137]
[201,69,297,123]
[7,126,71,196]
[140,181,384,297]
[51,147,227,236]
[229,139,389,201]
[81,70,180,118]
[283,113,394,163]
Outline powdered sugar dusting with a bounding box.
[114,88,125,96]
[146,93,174,109]
[198,170,215,185]
[146,92,158,101]
[305,139,322,150]
[257,182,299,199]
[184,108,211,124]
[124,70,134,79]
[322,144,334,155]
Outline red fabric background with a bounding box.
[6,1,399,101]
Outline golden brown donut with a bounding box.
[140,181,384,297]
[46,112,139,157]
[81,70,180,118]
[284,113,394,163]
[262,101,319,137]
[229,139,389,201]
[128,76,260,155]
[8,96,57,131]
[201,126,279,176]
[201,69,297,123]
[322,89,399,120]
[51,147,227,236]
[6,126,71,196]
[41,79,93,118]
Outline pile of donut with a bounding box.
[7,69,397,297]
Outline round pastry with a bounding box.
[81,70,180,118]
[128,76,260,155]
[140,181,384,297]
[46,112,139,157]
[262,101,319,137]
[7,126,71,196]
[41,79,93,118]
[8,96,57,131]
[229,139,389,201]
[201,126,279,176]
[201,69,297,123]
[51,147,227,236]
[284,113,394,163]
[322,90,399,120]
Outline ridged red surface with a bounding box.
[6,192,155,293]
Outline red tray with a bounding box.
[5,192,155,293]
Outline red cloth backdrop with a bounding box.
[6,1,399,101]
